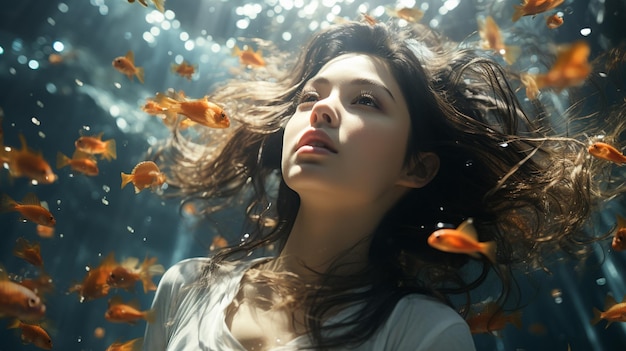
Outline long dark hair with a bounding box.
[153,21,625,349]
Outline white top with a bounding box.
[143,257,476,351]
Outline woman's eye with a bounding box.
[298,91,319,104]
[353,92,378,108]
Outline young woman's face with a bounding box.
[282,53,415,206]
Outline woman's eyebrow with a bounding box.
[308,76,396,102]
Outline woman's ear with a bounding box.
[396,152,440,189]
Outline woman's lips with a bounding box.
[296,129,338,154]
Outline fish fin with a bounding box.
[135,67,145,84]
[605,320,613,329]
[456,218,478,240]
[231,46,242,58]
[104,139,117,161]
[590,307,602,325]
[138,0,148,6]
[509,309,523,329]
[130,337,144,351]
[56,152,70,169]
[134,185,141,194]
[18,133,28,150]
[22,193,41,206]
[511,5,525,22]
[504,45,521,65]
[145,308,157,323]
[1,193,18,212]
[125,51,135,63]
[481,241,498,263]
[7,319,20,329]
[108,295,124,307]
[120,172,133,189]
[152,0,165,13]
[604,294,618,309]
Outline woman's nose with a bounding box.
[309,98,338,127]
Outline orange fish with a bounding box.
[427,218,497,262]
[360,12,378,26]
[56,150,99,176]
[232,45,266,67]
[19,273,55,297]
[13,237,44,267]
[0,268,46,321]
[521,41,591,100]
[210,235,228,251]
[142,92,230,129]
[588,142,626,165]
[612,215,626,251]
[8,320,52,350]
[1,134,56,184]
[478,16,521,65]
[171,61,197,80]
[467,301,523,335]
[385,6,424,22]
[105,296,156,324]
[107,256,164,293]
[546,13,564,29]
[36,224,55,238]
[112,50,145,83]
[127,0,164,12]
[106,337,143,351]
[75,132,117,161]
[512,0,564,22]
[1,193,56,227]
[121,161,167,194]
[591,294,626,328]
[68,253,117,302]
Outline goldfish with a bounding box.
[0,267,46,321]
[466,301,523,335]
[13,237,44,267]
[591,294,626,328]
[521,41,591,100]
[1,134,56,184]
[112,50,145,83]
[546,13,564,29]
[1,193,56,227]
[107,256,164,293]
[612,215,626,251]
[210,235,228,251]
[68,252,117,302]
[385,6,424,22]
[19,273,55,297]
[105,296,156,324]
[8,320,52,350]
[478,16,521,65]
[142,92,230,129]
[427,218,497,263]
[588,142,626,165]
[75,132,117,161]
[171,61,197,80]
[232,45,266,67]
[360,12,378,26]
[127,0,164,13]
[36,224,55,238]
[512,0,564,22]
[56,150,99,176]
[106,337,144,351]
[121,161,167,194]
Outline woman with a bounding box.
[144,21,624,350]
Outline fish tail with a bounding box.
[512,5,525,22]
[0,193,17,212]
[144,308,157,323]
[104,139,117,161]
[120,172,133,189]
[56,151,71,169]
[503,45,521,65]
[481,240,497,263]
[135,67,145,84]
[139,257,163,293]
[152,0,165,13]
[590,307,603,325]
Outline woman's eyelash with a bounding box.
[296,89,319,104]
[353,90,379,108]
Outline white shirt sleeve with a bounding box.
[381,294,476,351]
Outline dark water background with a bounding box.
[0,0,625,350]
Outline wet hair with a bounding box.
[154,21,625,349]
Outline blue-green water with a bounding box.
[0,0,625,350]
